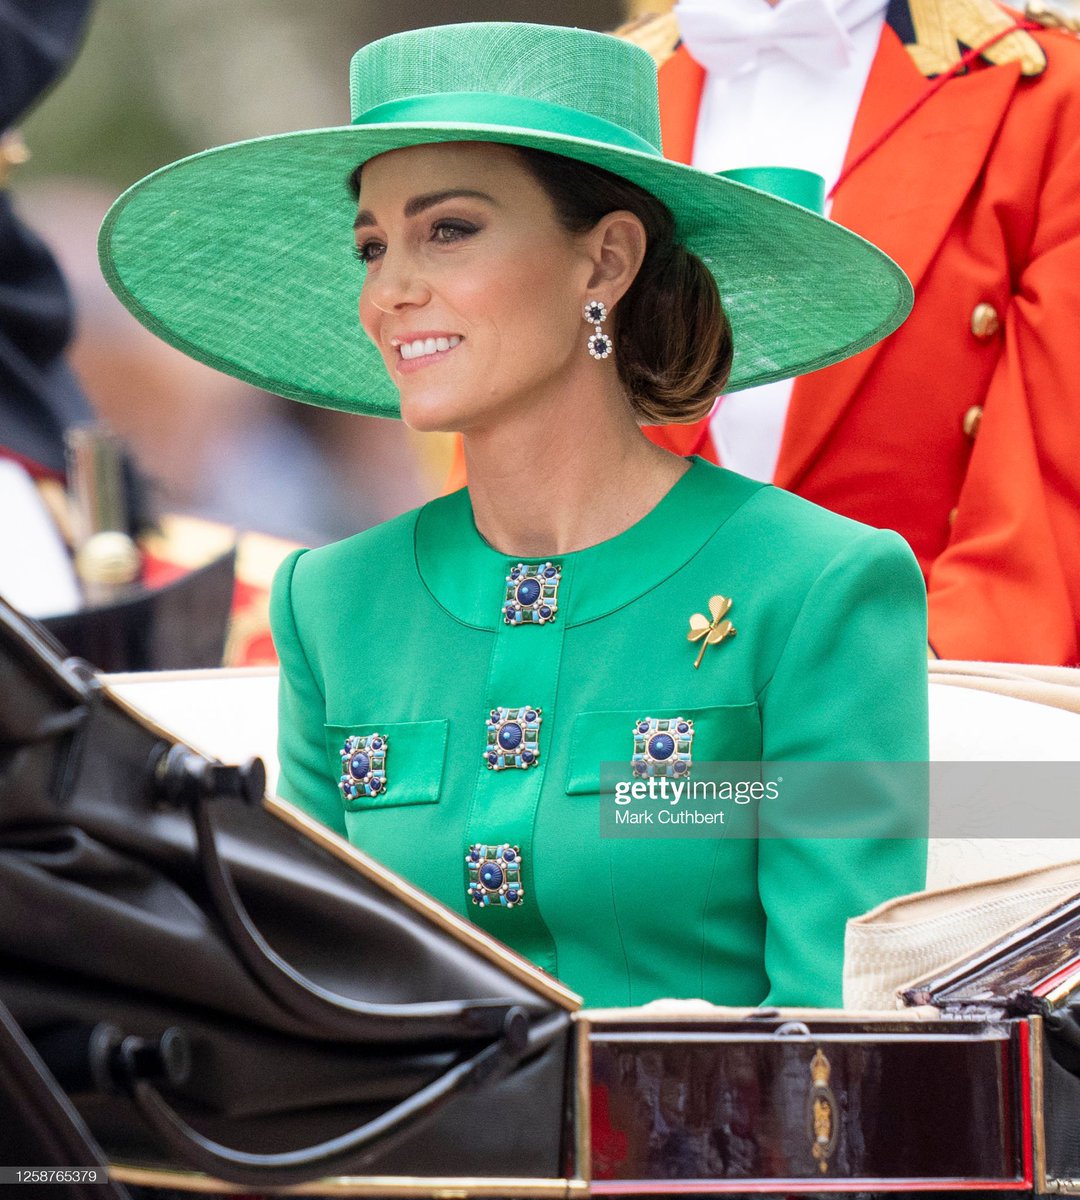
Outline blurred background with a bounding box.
[12,0,627,548]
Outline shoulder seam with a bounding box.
[278,546,326,705]
[754,527,895,705]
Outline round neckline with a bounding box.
[468,458,696,563]
[414,458,762,628]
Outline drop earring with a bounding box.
[583,299,613,360]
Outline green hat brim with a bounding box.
[99,121,912,419]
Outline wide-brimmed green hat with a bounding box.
[99,21,911,419]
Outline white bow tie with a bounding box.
[675,0,882,77]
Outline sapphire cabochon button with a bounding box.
[648,733,675,761]
[498,722,523,750]
[338,732,388,800]
[502,562,561,625]
[479,862,505,889]
[516,577,542,606]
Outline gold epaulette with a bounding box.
[902,0,1046,77]
[612,12,681,70]
[613,0,1072,80]
[1026,0,1080,34]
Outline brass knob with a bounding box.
[74,530,140,586]
[0,130,30,190]
[962,405,983,439]
[971,302,1001,342]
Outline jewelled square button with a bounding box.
[503,562,561,625]
[466,842,524,909]
[484,706,542,770]
[338,732,388,799]
[632,717,694,779]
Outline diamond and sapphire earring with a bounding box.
[584,299,612,360]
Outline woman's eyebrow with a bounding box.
[354,189,496,230]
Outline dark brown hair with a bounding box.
[511,145,733,425]
[348,146,733,424]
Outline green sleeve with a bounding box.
[757,529,929,1007]
[269,548,348,838]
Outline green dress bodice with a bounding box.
[271,460,928,1006]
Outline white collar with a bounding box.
[675,0,888,76]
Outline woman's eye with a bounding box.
[432,220,478,244]
[353,241,385,264]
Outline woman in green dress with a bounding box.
[100,21,928,1009]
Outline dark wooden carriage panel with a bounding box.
[582,1017,1031,1193]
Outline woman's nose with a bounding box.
[364,247,430,314]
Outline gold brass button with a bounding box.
[962,405,983,439]
[971,302,1001,341]
[948,507,958,527]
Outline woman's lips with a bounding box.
[396,334,462,360]
[390,334,463,373]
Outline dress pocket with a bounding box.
[323,718,448,812]
[564,703,761,795]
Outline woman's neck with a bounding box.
[461,374,690,558]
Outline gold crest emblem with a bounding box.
[808,1048,838,1173]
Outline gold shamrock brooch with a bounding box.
[687,595,736,669]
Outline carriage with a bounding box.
[4,594,1080,1198]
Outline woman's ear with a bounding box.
[583,210,647,309]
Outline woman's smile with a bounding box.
[390,332,464,372]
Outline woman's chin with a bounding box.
[396,386,501,434]
[397,390,479,435]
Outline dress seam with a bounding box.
[754,526,882,706]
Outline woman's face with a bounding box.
[355,142,598,434]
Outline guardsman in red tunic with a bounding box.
[638,0,1080,665]
[447,0,1080,666]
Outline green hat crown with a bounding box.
[349,23,663,159]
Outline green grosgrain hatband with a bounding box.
[719,167,827,217]
[98,22,912,419]
[352,93,662,157]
